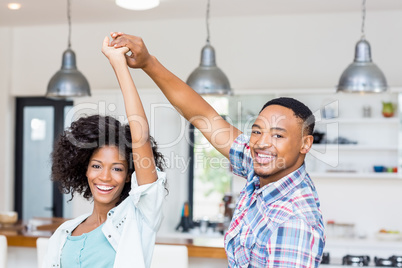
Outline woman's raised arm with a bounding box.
[102,36,157,185]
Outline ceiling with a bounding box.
[1,0,402,27]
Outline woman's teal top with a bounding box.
[60,223,116,268]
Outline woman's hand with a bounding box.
[109,32,153,69]
[101,36,130,64]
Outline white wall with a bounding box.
[2,11,402,235]
[0,27,15,212]
[9,11,402,95]
[315,177,402,237]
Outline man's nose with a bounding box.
[256,133,273,148]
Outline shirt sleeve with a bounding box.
[229,133,253,178]
[129,170,167,231]
[266,219,324,268]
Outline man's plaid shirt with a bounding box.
[225,134,325,267]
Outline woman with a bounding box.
[42,35,166,268]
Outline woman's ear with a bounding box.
[125,173,132,183]
[300,135,314,154]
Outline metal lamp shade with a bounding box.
[46,49,91,99]
[187,43,231,95]
[337,39,387,93]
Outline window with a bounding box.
[188,96,232,223]
[188,94,262,229]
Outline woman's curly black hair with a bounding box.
[51,114,165,205]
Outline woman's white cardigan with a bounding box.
[42,171,166,268]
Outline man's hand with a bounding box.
[110,32,152,69]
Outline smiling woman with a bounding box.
[46,114,167,268]
[40,36,168,268]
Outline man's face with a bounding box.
[249,105,312,186]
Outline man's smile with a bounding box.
[254,151,276,164]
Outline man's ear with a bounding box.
[300,135,314,154]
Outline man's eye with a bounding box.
[273,134,282,138]
[251,130,261,135]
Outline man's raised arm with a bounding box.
[110,33,242,158]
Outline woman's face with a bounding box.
[86,146,130,209]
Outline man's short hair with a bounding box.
[259,97,315,135]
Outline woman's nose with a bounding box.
[99,169,111,181]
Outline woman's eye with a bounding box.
[273,134,282,138]
[251,130,261,135]
[92,164,101,169]
[113,167,124,172]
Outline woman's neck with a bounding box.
[88,203,114,226]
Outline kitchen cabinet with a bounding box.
[228,88,402,180]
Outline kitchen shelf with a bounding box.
[317,117,399,124]
[312,144,398,151]
[326,236,402,248]
[310,172,401,179]
[231,90,401,182]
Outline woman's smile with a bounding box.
[95,184,116,193]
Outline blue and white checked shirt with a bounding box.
[225,134,325,267]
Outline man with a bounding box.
[110,32,325,267]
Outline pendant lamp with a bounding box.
[186,0,231,95]
[116,0,159,10]
[336,0,387,93]
[46,0,90,99]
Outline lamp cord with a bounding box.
[206,0,210,44]
[361,0,366,39]
[67,0,71,48]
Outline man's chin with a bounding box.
[254,168,272,179]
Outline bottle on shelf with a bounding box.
[175,201,193,232]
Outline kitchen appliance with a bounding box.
[342,255,370,266]
[321,252,330,264]
[322,253,402,267]
[374,257,394,267]
[388,256,402,267]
